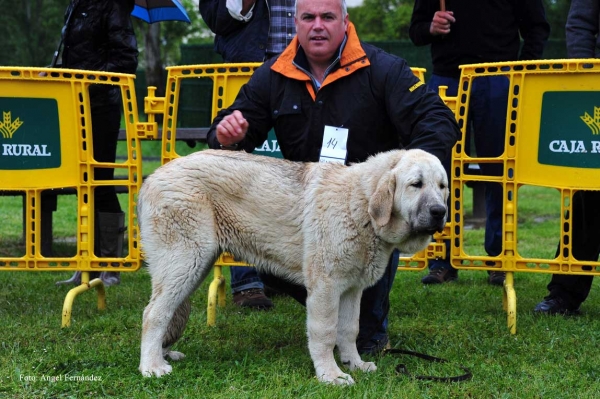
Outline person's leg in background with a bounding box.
[470,75,509,286]
[56,95,124,286]
[91,101,126,287]
[535,190,600,314]
[41,192,57,257]
[421,74,459,284]
[230,266,274,310]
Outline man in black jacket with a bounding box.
[409,0,550,286]
[55,0,138,287]
[207,0,460,355]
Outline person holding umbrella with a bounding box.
[55,0,139,286]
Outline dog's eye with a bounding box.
[411,181,423,188]
[439,183,446,190]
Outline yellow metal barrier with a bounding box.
[0,67,147,326]
[445,59,600,333]
[10,60,598,332]
[152,63,443,325]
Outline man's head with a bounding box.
[294,0,349,67]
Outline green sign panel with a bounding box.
[539,92,600,168]
[0,98,61,170]
[254,129,283,159]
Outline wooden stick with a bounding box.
[440,0,446,12]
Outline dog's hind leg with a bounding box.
[337,288,377,373]
[140,250,214,377]
[162,297,192,361]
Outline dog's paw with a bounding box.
[341,356,377,372]
[164,350,186,361]
[139,360,172,378]
[317,371,355,385]
[354,361,377,373]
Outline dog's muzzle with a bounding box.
[431,204,447,233]
[417,204,447,235]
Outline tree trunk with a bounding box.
[144,23,164,96]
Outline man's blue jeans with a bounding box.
[230,266,264,293]
[427,74,508,270]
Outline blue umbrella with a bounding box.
[132,0,191,24]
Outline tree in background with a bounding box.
[349,0,414,41]
[0,0,64,66]
[0,0,212,68]
[134,0,208,99]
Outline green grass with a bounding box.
[1,144,600,397]
[1,265,599,398]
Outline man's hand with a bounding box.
[430,11,455,36]
[216,110,249,147]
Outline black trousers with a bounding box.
[90,102,122,214]
[546,191,600,307]
[41,101,122,255]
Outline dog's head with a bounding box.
[368,149,448,254]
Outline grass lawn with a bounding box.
[1,264,599,398]
[0,140,599,397]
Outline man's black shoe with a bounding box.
[488,271,506,286]
[534,297,580,316]
[357,335,391,356]
[233,288,274,310]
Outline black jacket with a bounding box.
[199,0,270,62]
[207,23,460,164]
[61,0,139,106]
[409,0,550,78]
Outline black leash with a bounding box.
[383,348,472,382]
[356,251,472,383]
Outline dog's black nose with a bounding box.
[430,204,446,220]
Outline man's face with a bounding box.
[294,0,348,65]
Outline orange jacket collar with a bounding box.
[271,22,370,100]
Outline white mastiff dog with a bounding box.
[138,149,448,385]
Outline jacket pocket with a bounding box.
[272,96,303,119]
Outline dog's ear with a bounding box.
[368,171,396,227]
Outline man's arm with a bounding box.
[207,63,273,152]
[199,0,255,36]
[383,58,460,162]
[409,0,443,46]
[517,0,551,60]
[566,0,600,58]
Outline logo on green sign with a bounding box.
[539,92,600,168]
[0,98,61,170]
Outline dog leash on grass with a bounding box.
[356,253,471,382]
[383,348,472,382]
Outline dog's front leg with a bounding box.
[337,288,376,373]
[306,280,355,385]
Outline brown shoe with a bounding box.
[421,268,458,284]
[488,271,506,286]
[233,288,274,310]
